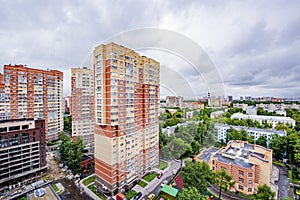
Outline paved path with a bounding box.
[275,164,290,199]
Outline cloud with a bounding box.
[0,0,299,98]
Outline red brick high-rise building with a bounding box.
[93,43,160,195]
[0,65,63,141]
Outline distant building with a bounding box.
[162,121,199,136]
[214,123,286,144]
[185,111,194,119]
[231,113,296,128]
[166,96,183,108]
[0,119,47,195]
[0,65,63,141]
[228,96,233,102]
[233,103,248,111]
[64,96,70,113]
[246,106,257,115]
[194,140,273,195]
[182,101,204,110]
[71,67,95,153]
[210,110,224,118]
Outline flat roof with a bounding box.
[161,185,179,197]
[197,147,218,162]
[28,185,60,200]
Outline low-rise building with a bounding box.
[231,113,295,128]
[233,103,248,111]
[246,106,257,115]
[210,110,224,118]
[214,123,286,144]
[194,140,273,195]
[0,119,47,195]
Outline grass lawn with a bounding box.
[52,184,59,192]
[143,172,159,182]
[87,185,106,200]
[138,180,147,188]
[159,161,168,170]
[124,190,137,200]
[273,161,285,167]
[82,175,95,186]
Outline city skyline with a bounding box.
[0,1,299,98]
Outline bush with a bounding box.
[87,185,106,200]
[124,190,137,200]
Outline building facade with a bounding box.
[214,123,286,144]
[0,65,63,141]
[194,140,273,195]
[165,96,183,108]
[231,113,295,128]
[71,67,95,152]
[0,119,47,195]
[93,43,160,195]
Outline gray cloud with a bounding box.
[0,0,299,98]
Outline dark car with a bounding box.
[133,192,142,200]
[157,172,163,179]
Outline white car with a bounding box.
[172,170,177,175]
[160,180,168,188]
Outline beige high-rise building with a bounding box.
[71,67,95,152]
[0,65,63,141]
[93,43,160,195]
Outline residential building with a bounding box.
[246,106,257,115]
[1,65,63,141]
[64,96,70,113]
[93,43,160,195]
[228,96,233,103]
[162,121,200,136]
[166,96,183,108]
[231,113,295,128]
[233,103,248,111]
[194,140,273,195]
[71,67,95,152]
[0,119,47,195]
[182,101,204,109]
[210,110,224,118]
[256,103,300,112]
[214,123,286,144]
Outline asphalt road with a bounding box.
[141,160,181,199]
[276,165,290,199]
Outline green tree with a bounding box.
[269,134,287,159]
[177,186,207,200]
[256,135,267,147]
[63,116,72,133]
[59,133,84,174]
[253,184,275,200]
[215,168,235,200]
[182,161,213,195]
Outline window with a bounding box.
[248,188,252,192]
[239,178,244,183]
[248,173,253,177]
[212,160,215,164]
[239,170,244,176]
[238,185,244,190]
[248,180,252,184]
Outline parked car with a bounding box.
[172,169,177,175]
[147,194,155,200]
[133,192,142,200]
[157,172,163,179]
[161,180,168,187]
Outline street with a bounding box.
[277,165,290,199]
[141,160,181,199]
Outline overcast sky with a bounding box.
[0,0,299,99]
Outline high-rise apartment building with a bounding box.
[71,67,95,152]
[0,65,63,141]
[93,43,160,195]
[0,119,47,195]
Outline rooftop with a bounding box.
[231,113,295,122]
[161,185,179,197]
